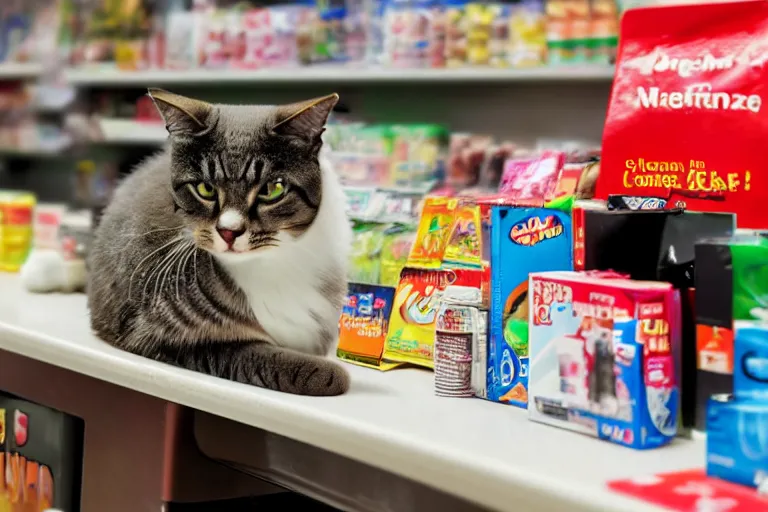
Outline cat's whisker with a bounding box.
[152,242,192,304]
[128,237,185,300]
[159,244,191,305]
[129,226,184,240]
[192,248,199,291]
[143,240,189,303]
[176,245,196,302]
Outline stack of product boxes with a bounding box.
[705,234,768,491]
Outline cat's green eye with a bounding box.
[258,179,286,202]
[193,182,217,200]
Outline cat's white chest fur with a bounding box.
[216,159,350,355]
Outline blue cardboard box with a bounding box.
[707,323,768,488]
[707,394,768,489]
[734,324,768,401]
[486,206,573,407]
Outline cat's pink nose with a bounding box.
[217,227,245,246]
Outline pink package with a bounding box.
[234,9,271,69]
[263,6,304,67]
[498,150,565,203]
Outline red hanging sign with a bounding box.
[597,0,768,228]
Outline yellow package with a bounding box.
[0,191,35,272]
[443,202,482,268]
[407,197,457,269]
[383,268,450,368]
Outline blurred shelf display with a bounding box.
[0,146,68,158]
[97,118,166,145]
[0,63,44,80]
[60,0,620,80]
[64,66,615,87]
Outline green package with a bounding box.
[349,223,384,285]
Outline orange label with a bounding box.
[1,205,31,226]
[696,324,734,374]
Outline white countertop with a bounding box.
[0,274,701,512]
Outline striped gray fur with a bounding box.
[87,90,350,396]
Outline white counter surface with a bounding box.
[0,274,701,512]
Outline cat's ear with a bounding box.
[147,88,213,136]
[272,93,339,143]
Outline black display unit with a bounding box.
[0,393,84,511]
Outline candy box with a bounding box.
[486,206,573,407]
[529,271,680,449]
[337,283,400,370]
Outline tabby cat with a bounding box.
[87,89,352,396]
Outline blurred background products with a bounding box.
[55,0,619,72]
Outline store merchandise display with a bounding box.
[58,0,619,72]
[19,205,91,293]
[704,235,768,491]
[338,0,768,500]
[0,0,59,66]
[572,206,736,431]
[0,83,71,152]
[0,190,35,272]
[3,0,768,509]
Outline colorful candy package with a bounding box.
[383,268,451,368]
[443,201,482,268]
[508,0,547,67]
[498,150,565,204]
[407,196,457,269]
[338,283,400,370]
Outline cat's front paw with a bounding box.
[299,359,350,396]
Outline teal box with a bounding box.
[487,206,573,407]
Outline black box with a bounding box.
[573,207,735,429]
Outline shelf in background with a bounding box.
[0,144,70,158]
[65,66,616,87]
[0,62,44,80]
[97,118,167,145]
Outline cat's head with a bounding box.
[148,88,338,258]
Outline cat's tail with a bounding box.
[158,341,350,396]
